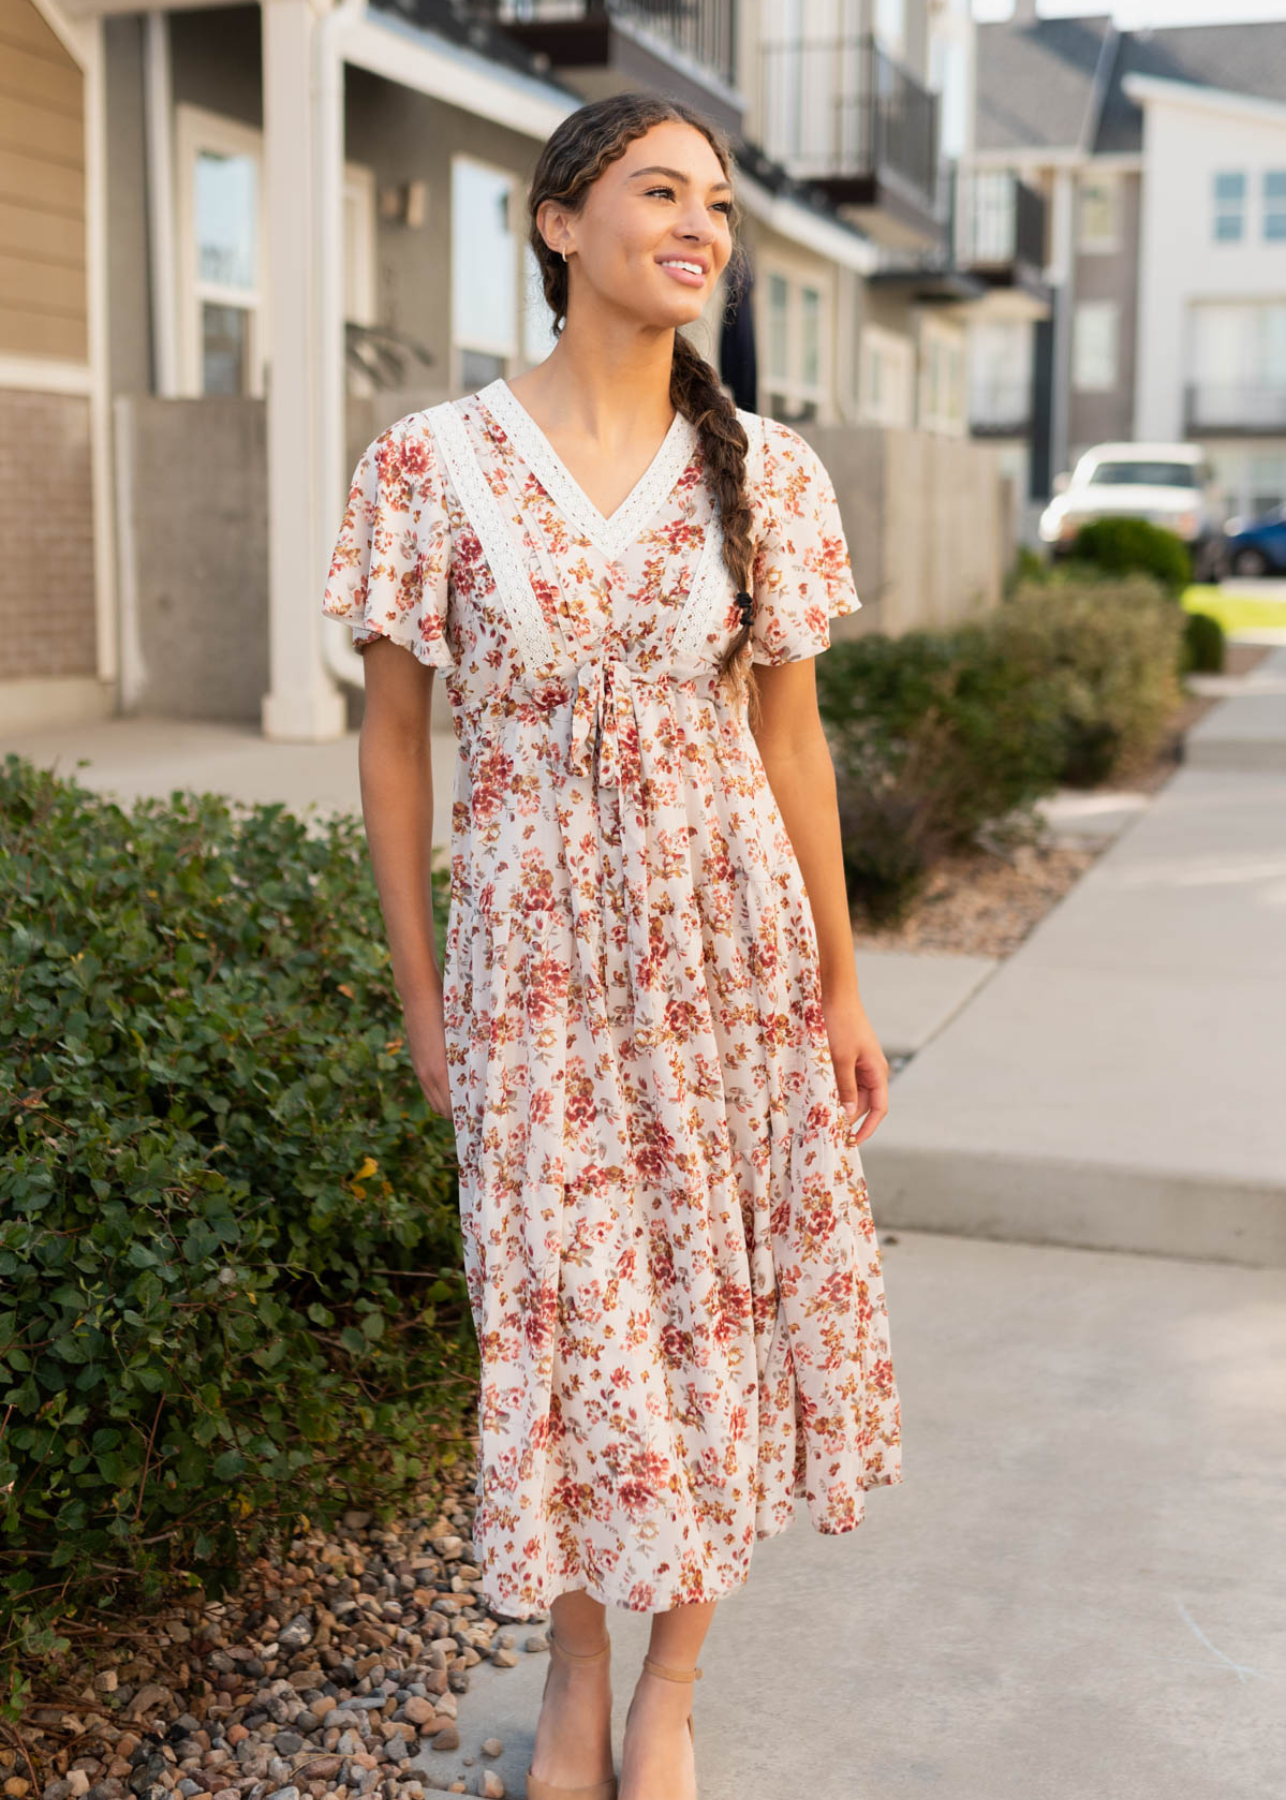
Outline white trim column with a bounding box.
[260,0,347,741]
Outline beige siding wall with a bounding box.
[0,0,87,362]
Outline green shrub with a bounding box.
[1069,516,1192,596]
[1182,607,1226,674]
[819,576,1188,918]
[0,757,473,1690]
[996,577,1186,784]
[817,627,1067,923]
[1004,543,1049,597]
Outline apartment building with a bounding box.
[971,6,1286,522]
[2,0,1015,736]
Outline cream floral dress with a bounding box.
[322,377,902,1619]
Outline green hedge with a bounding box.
[819,577,1186,922]
[0,757,473,1697]
[1068,516,1193,596]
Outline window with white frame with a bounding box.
[918,320,966,434]
[177,107,267,397]
[968,317,1032,430]
[1213,170,1246,243]
[1077,171,1118,253]
[1264,170,1286,243]
[175,104,375,398]
[451,156,519,388]
[859,325,913,428]
[760,265,828,419]
[1072,300,1118,391]
[1189,300,1286,426]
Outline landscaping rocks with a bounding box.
[8,1463,535,1800]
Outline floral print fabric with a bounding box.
[322,379,902,1619]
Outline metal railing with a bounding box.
[757,34,939,208]
[1185,382,1286,433]
[472,0,737,88]
[951,167,1046,269]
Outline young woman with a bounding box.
[322,90,902,1800]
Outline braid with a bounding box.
[670,328,759,724]
[525,91,762,724]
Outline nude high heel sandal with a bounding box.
[525,1626,618,1800]
[639,1653,702,1743]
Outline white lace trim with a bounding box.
[668,409,768,666]
[426,397,560,675]
[479,377,700,563]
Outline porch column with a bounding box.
[260,0,348,741]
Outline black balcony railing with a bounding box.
[757,35,939,210]
[951,168,1046,270]
[1185,382,1286,434]
[470,0,737,89]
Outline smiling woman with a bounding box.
[321,89,901,1800]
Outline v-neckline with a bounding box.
[479,376,698,560]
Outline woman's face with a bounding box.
[546,120,735,327]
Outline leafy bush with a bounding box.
[1069,516,1192,596]
[817,627,1067,923]
[819,577,1187,918]
[1182,607,1226,674]
[994,576,1186,785]
[0,757,473,1690]
[1003,543,1049,598]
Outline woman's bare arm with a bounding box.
[750,657,889,1144]
[355,637,451,1117]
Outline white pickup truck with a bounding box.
[1038,441,1229,581]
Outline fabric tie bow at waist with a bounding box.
[567,656,643,789]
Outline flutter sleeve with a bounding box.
[748,417,861,666]
[321,414,457,671]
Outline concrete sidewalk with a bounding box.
[414,1230,1286,1800]
[864,649,1286,1267]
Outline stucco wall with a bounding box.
[799,422,1012,635]
[116,397,268,721]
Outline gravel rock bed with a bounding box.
[5,1461,547,1800]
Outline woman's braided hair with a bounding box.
[526,92,760,717]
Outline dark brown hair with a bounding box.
[526,91,758,713]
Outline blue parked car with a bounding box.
[1223,503,1286,578]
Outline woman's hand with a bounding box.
[404,979,452,1120]
[821,984,890,1146]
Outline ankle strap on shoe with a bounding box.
[641,1654,702,1682]
[548,1626,612,1663]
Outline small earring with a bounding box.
[561,248,569,263]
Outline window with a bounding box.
[1086,460,1197,488]
[1213,171,1246,243]
[451,157,518,387]
[176,108,267,396]
[1072,300,1117,391]
[1077,172,1118,253]
[1189,300,1286,428]
[1264,170,1286,242]
[761,266,829,418]
[918,320,966,434]
[968,317,1032,431]
[767,273,789,383]
[800,286,821,390]
[175,104,374,398]
[860,326,913,428]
